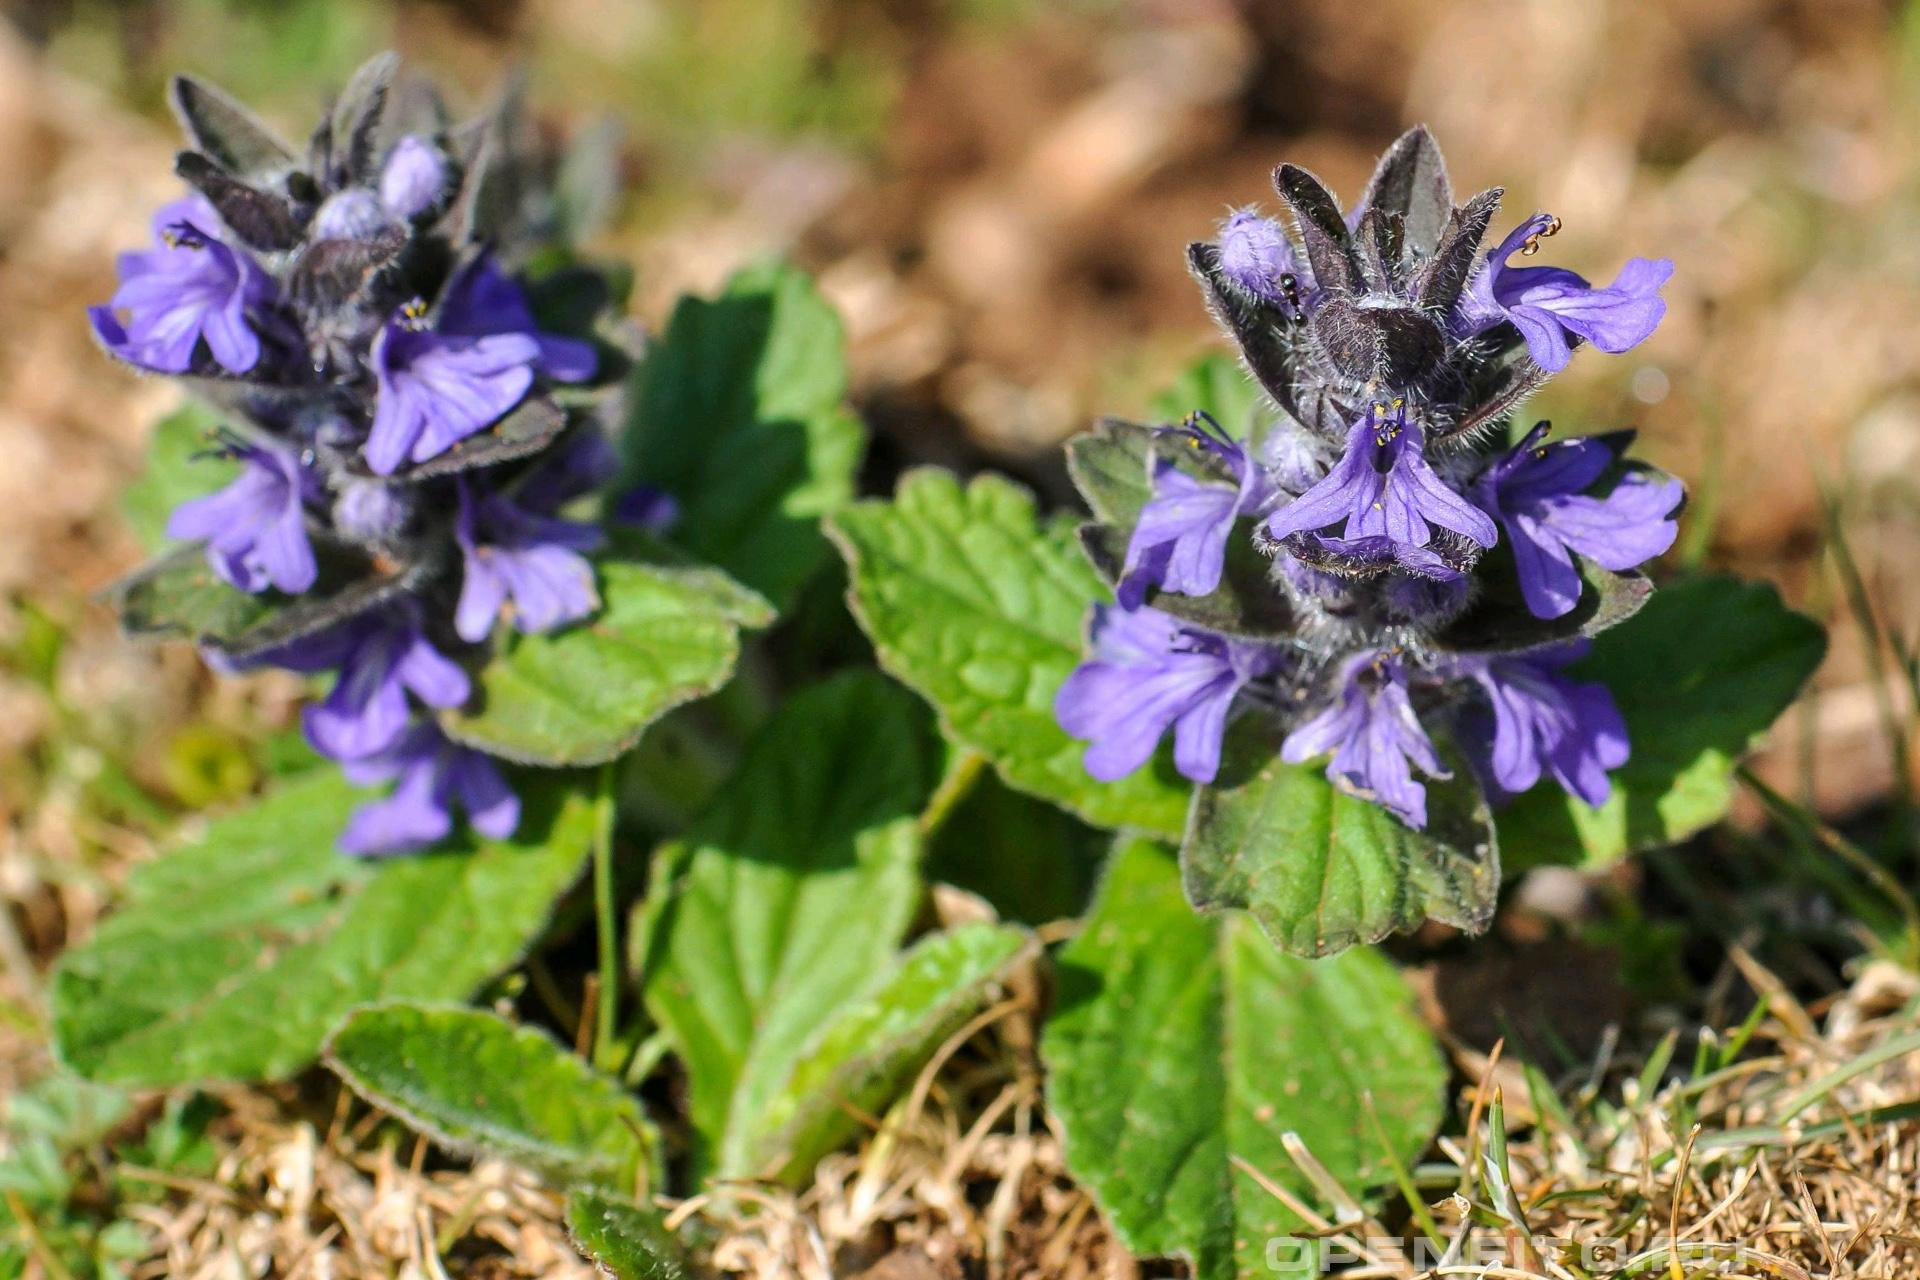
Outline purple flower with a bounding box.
[1265,402,1498,552]
[1217,208,1298,306]
[332,478,414,543]
[1281,653,1447,828]
[440,254,598,383]
[1461,214,1672,372]
[252,607,471,761]
[365,317,540,475]
[1453,644,1628,808]
[1120,416,1272,606]
[339,724,519,857]
[311,188,392,241]
[454,483,603,643]
[88,197,270,374]
[380,135,447,220]
[165,443,317,594]
[1055,605,1285,785]
[1476,424,1683,619]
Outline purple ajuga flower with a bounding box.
[380,135,448,220]
[1453,643,1628,808]
[365,316,540,475]
[311,188,392,241]
[252,606,471,761]
[1460,214,1672,372]
[1120,415,1273,606]
[1476,424,1683,619]
[165,443,317,594]
[454,482,602,643]
[1281,652,1447,828]
[339,724,519,857]
[88,197,271,374]
[1217,208,1298,306]
[1055,605,1284,785]
[1266,402,1498,552]
[440,254,598,383]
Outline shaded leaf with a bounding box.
[51,771,594,1085]
[566,1191,694,1280]
[1064,417,1156,528]
[327,1004,656,1191]
[444,552,773,766]
[169,74,298,177]
[635,673,939,1181]
[620,262,864,610]
[1359,125,1454,253]
[1183,732,1499,957]
[827,469,1189,837]
[926,766,1104,924]
[121,405,238,552]
[1497,575,1826,869]
[1187,242,1302,424]
[1044,839,1446,1280]
[1434,556,1652,653]
[400,396,569,480]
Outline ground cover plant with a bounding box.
[9,29,1899,1280]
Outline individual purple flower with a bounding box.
[1120,415,1273,606]
[332,478,414,543]
[380,135,447,220]
[1280,652,1447,828]
[1452,643,1628,808]
[1055,605,1285,785]
[251,606,471,761]
[1460,214,1672,372]
[454,483,602,643]
[439,254,598,383]
[1265,402,1498,552]
[1217,208,1298,306]
[165,443,317,594]
[88,197,271,374]
[339,724,519,857]
[365,316,540,475]
[1475,424,1683,619]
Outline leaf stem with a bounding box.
[592,761,620,1071]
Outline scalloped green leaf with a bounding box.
[620,261,864,610]
[326,1004,658,1192]
[566,1191,693,1280]
[635,672,941,1182]
[50,772,593,1085]
[443,552,774,766]
[827,469,1188,837]
[1497,575,1826,869]
[1183,733,1499,957]
[1044,839,1446,1280]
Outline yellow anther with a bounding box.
[401,297,430,322]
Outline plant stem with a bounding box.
[591,761,619,1072]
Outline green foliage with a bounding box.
[828,468,1188,835]
[637,673,1023,1185]
[621,262,865,611]
[926,765,1105,924]
[50,772,594,1085]
[444,547,775,766]
[326,1004,658,1192]
[1042,840,1447,1280]
[1184,741,1499,957]
[120,405,235,552]
[1148,353,1267,437]
[566,1191,694,1280]
[1497,576,1827,868]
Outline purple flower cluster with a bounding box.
[93,57,636,855]
[1056,128,1683,828]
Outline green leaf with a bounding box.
[635,672,939,1181]
[566,1191,694,1280]
[1497,575,1826,868]
[51,772,593,1085]
[1183,734,1499,957]
[828,469,1188,836]
[122,405,237,552]
[1065,417,1157,528]
[113,545,275,643]
[752,922,1029,1182]
[621,261,864,610]
[326,1004,657,1192]
[1148,353,1267,438]
[926,767,1104,924]
[1043,839,1446,1280]
[443,551,774,766]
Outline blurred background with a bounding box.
[1,0,1918,1080]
